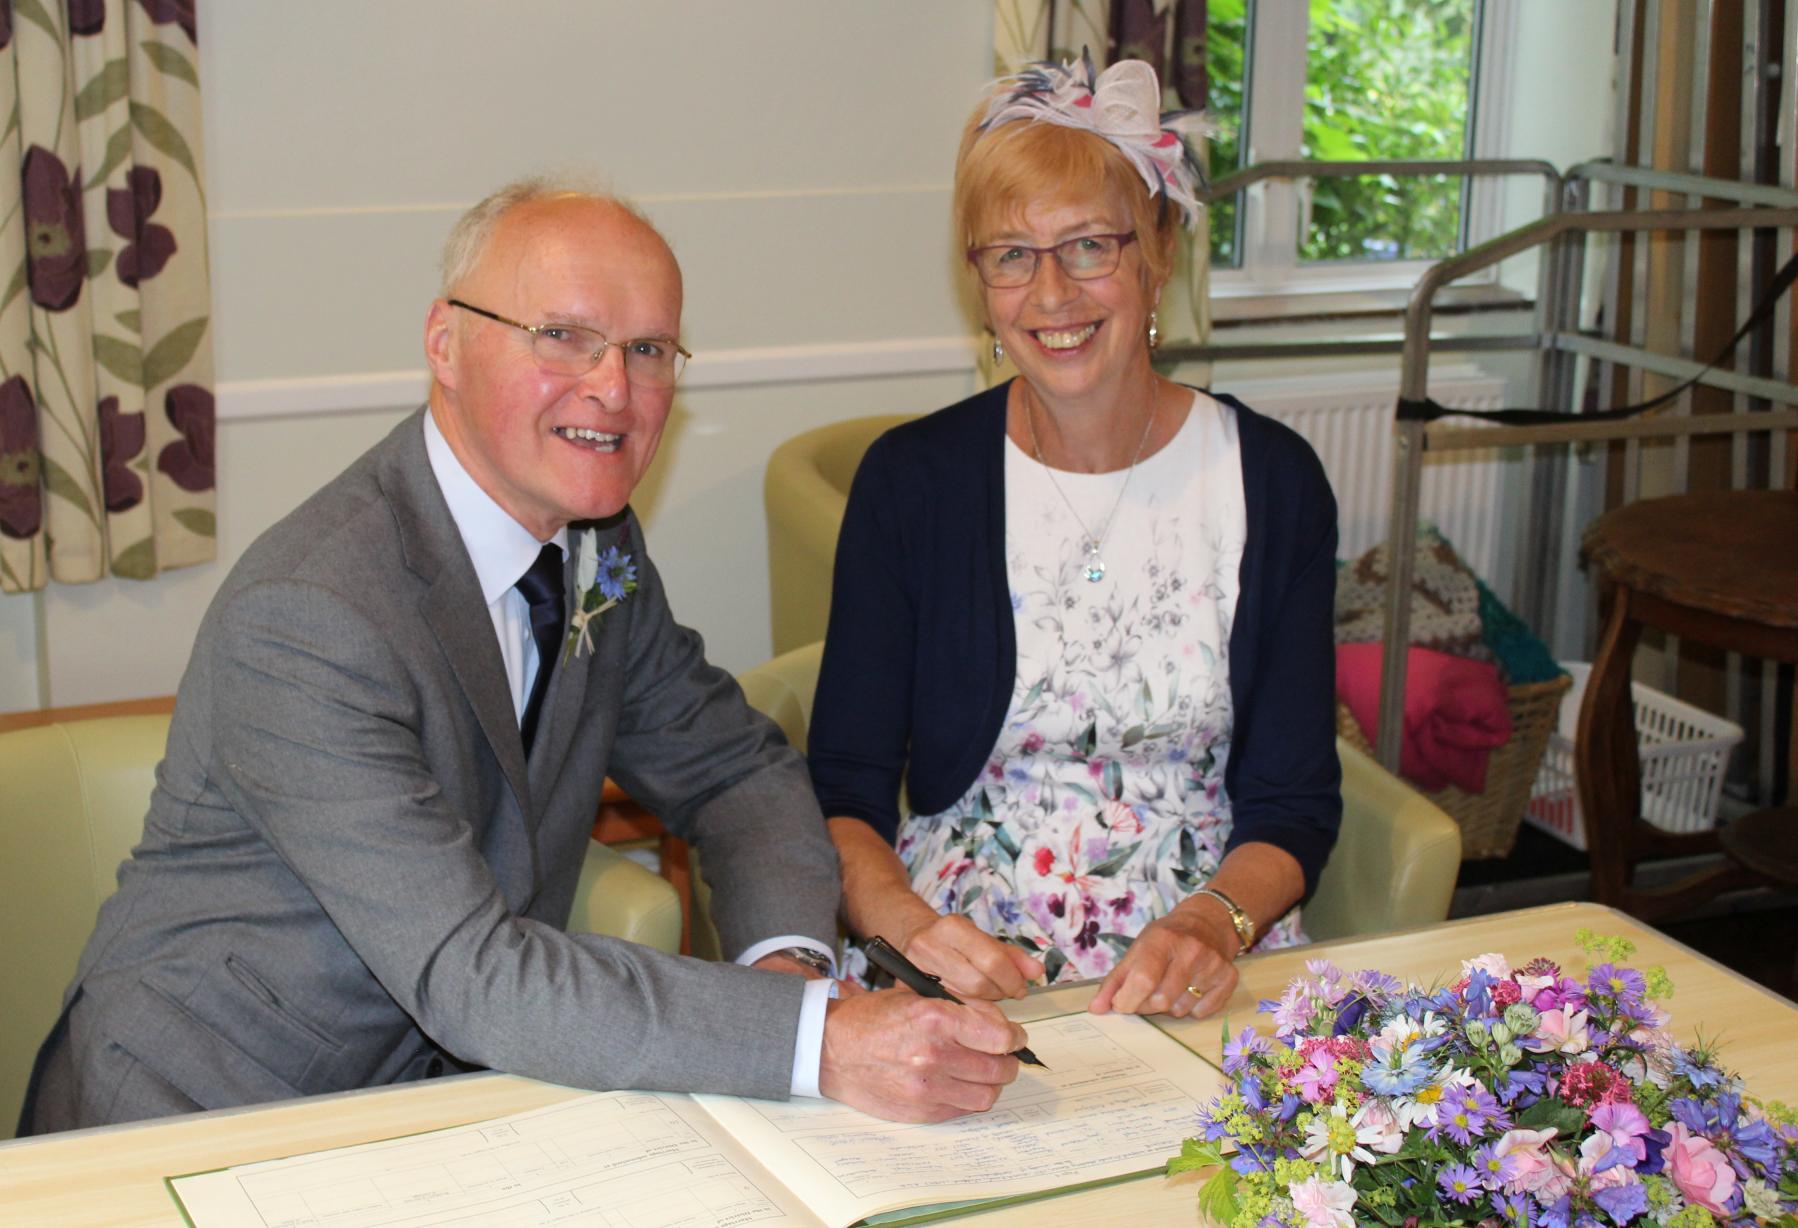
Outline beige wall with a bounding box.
[0,2,991,710]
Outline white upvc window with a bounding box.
[1205,0,1519,312]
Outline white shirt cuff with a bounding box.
[734,936,838,1099]
[787,978,837,1099]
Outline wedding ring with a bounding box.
[1185,984,1204,999]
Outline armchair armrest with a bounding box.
[570,840,683,954]
[1304,738,1463,942]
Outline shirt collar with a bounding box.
[423,412,568,604]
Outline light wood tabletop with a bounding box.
[2,902,1791,1227]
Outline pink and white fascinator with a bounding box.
[980,51,1215,231]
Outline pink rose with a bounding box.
[1665,1121,1738,1216]
[1495,1127,1573,1201]
[1288,1176,1357,1228]
[1461,952,1512,979]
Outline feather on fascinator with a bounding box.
[979,51,1215,231]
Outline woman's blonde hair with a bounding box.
[951,101,1181,294]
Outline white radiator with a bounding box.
[1227,366,1512,582]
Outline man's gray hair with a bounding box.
[439,174,660,296]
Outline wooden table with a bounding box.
[4,903,1793,1227]
[1578,489,1798,921]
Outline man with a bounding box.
[19,179,1025,1133]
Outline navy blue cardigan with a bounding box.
[807,381,1343,897]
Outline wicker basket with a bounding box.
[1337,672,1573,859]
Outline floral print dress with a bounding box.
[892,392,1306,985]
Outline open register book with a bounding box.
[168,1010,1223,1228]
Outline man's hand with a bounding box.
[818,989,1027,1122]
[1087,902,1239,1021]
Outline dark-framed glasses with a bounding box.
[966,231,1138,289]
[448,299,690,387]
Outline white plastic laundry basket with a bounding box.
[1524,661,1743,850]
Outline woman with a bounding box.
[808,57,1340,1021]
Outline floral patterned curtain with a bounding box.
[0,0,214,595]
[985,0,1211,388]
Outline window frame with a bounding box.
[1206,0,1520,309]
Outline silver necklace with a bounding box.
[1023,391,1158,583]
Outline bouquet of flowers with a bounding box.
[1169,931,1798,1227]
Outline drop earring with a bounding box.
[991,335,1006,365]
[1147,311,1160,350]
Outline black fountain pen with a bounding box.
[863,935,1047,1068]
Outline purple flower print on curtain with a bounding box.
[23,146,88,312]
[135,0,197,43]
[69,0,107,37]
[0,376,43,540]
[109,168,177,287]
[1,0,217,593]
[1173,1,1207,108]
[157,385,214,493]
[98,396,147,513]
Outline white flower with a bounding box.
[1301,1103,1400,1182]
[1742,1179,1783,1220]
[1374,1009,1446,1052]
[1391,1064,1478,1131]
[574,527,598,593]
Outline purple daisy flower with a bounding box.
[1221,1027,1272,1075]
[1470,1140,1519,1189]
[1438,1162,1482,1203]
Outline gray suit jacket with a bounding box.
[25,411,840,1130]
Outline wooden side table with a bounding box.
[1577,489,1798,922]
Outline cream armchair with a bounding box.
[765,414,917,655]
[0,712,681,1140]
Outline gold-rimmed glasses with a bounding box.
[448,299,690,388]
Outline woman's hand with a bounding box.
[896,913,1045,1001]
[1087,900,1239,1020]
[830,815,1043,1000]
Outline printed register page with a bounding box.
[169,1010,1223,1228]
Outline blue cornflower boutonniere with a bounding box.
[564,528,637,663]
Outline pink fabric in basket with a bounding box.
[1336,643,1513,793]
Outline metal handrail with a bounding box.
[1566,160,1798,209]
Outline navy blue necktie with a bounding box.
[514,543,565,756]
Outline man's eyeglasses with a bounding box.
[448,299,690,388]
[966,231,1139,289]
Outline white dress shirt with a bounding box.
[422,414,835,1097]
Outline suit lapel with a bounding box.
[380,412,533,817]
